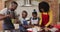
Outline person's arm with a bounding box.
[38,17,40,26]
[29,17,31,25]
[0,14,6,20]
[29,17,33,27]
[45,11,52,27]
[0,8,9,20]
[0,14,10,20]
[39,13,42,26]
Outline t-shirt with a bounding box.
[20,18,30,25]
[0,8,17,29]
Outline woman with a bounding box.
[38,1,52,28]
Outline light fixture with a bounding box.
[22,0,32,7]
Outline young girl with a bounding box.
[19,11,30,32]
[38,1,52,28]
[30,9,40,27]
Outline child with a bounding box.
[38,1,52,28]
[30,9,40,27]
[19,11,30,32]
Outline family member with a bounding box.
[0,1,18,32]
[19,11,30,32]
[39,1,52,28]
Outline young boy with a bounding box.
[19,11,30,32]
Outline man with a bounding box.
[0,1,18,32]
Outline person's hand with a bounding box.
[28,25,32,28]
[44,27,49,31]
[25,26,28,28]
[6,14,13,18]
[17,14,20,17]
[38,25,41,27]
[23,25,28,28]
[6,15,11,17]
[23,25,26,27]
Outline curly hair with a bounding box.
[22,11,28,16]
[38,1,50,13]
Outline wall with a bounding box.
[15,0,59,24]
[48,0,59,24]
[0,0,4,30]
[58,0,60,3]
[0,0,59,30]
[58,0,60,22]
[0,0,4,10]
[15,0,40,19]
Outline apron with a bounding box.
[19,19,28,31]
[23,20,28,25]
[31,17,39,25]
[3,9,15,30]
